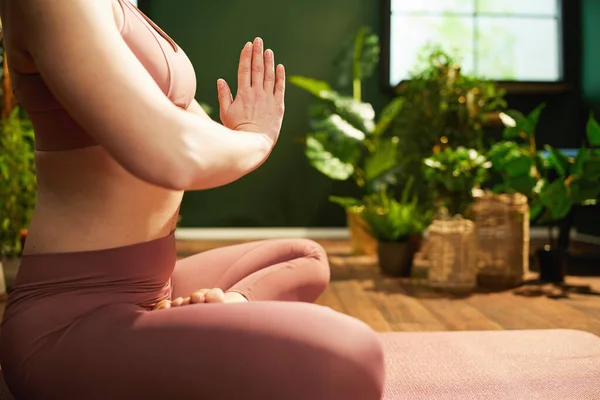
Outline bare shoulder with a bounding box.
[3,0,122,72]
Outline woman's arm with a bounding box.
[18,0,284,191]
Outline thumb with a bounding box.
[217,79,233,117]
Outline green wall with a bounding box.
[583,0,600,108]
[148,0,386,228]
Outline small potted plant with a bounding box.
[346,179,428,277]
[422,147,491,291]
[488,106,600,283]
[423,146,491,218]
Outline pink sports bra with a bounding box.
[10,0,197,151]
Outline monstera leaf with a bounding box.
[305,135,355,180]
[334,26,380,91]
[289,76,375,134]
[364,137,399,181]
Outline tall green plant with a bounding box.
[290,26,404,196]
[391,45,506,205]
[488,105,600,224]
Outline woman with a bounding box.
[0,0,385,398]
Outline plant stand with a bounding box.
[426,218,479,292]
[473,192,529,289]
[537,246,567,284]
[346,211,378,256]
[377,241,412,277]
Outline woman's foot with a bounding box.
[153,288,248,310]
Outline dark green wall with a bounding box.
[148,0,386,228]
[148,0,598,229]
[583,0,600,108]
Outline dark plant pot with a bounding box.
[536,246,567,284]
[377,241,412,277]
[409,233,423,255]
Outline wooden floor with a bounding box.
[178,239,600,336]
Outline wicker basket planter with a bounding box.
[426,218,479,292]
[346,210,378,256]
[473,192,530,289]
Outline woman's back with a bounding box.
[2,0,202,254]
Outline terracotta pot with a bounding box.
[346,211,378,256]
[377,241,412,277]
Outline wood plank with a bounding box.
[331,280,392,332]
[364,278,447,332]
[465,292,558,330]
[315,285,346,314]
[418,297,504,331]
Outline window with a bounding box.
[386,0,563,87]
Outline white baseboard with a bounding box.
[175,227,600,244]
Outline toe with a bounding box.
[171,297,184,307]
[154,300,171,310]
[190,291,206,304]
[205,288,225,303]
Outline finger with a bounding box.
[264,49,275,93]
[274,64,286,102]
[205,288,225,303]
[251,37,264,87]
[190,291,206,304]
[217,79,233,121]
[238,41,253,89]
[181,296,191,306]
[195,288,211,295]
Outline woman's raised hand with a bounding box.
[217,37,286,143]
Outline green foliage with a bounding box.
[0,108,37,258]
[423,147,491,216]
[332,178,430,242]
[391,45,506,205]
[489,107,600,223]
[290,26,405,206]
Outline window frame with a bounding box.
[380,0,582,96]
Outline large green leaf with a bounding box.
[587,113,600,147]
[289,76,334,98]
[334,26,380,90]
[582,156,600,180]
[373,97,405,137]
[310,114,366,143]
[570,178,600,204]
[540,179,571,221]
[504,150,533,177]
[305,135,354,180]
[290,75,376,134]
[364,137,399,181]
[329,196,363,210]
[545,145,571,178]
[572,143,589,177]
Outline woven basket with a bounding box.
[473,192,529,288]
[426,217,479,291]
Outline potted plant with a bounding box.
[488,105,600,283]
[390,45,506,208]
[289,26,405,254]
[346,179,428,276]
[423,146,491,218]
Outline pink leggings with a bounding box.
[0,233,385,399]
